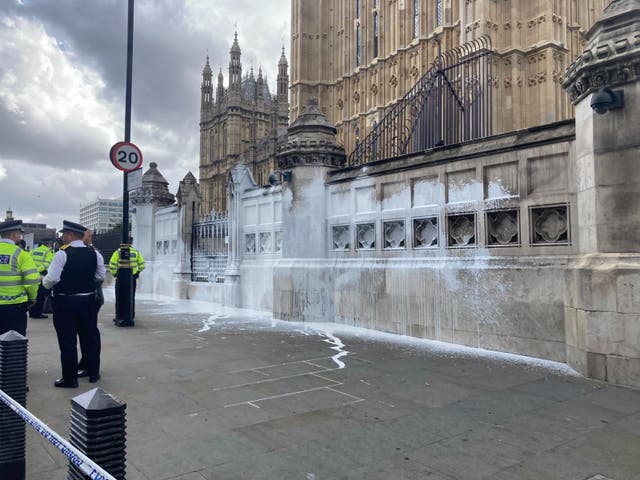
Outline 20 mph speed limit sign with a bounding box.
[110,141,143,172]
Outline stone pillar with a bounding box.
[563,0,640,387]
[273,97,346,322]
[130,162,176,294]
[172,172,200,299]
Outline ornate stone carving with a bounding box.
[259,232,272,253]
[563,0,640,103]
[448,214,476,247]
[332,225,350,250]
[356,223,376,250]
[413,217,438,248]
[487,210,519,246]
[383,220,405,249]
[245,233,256,253]
[131,162,176,207]
[277,97,346,169]
[531,205,569,244]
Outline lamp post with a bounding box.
[115,0,136,327]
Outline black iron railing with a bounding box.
[349,36,494,166]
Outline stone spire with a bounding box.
[201,56,213,114]
[277,46,289,103]
[130,162,175,207]
[229,31,242,97]
[217,67,225,104]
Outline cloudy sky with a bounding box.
[0,0,290,229]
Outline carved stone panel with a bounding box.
[275,231,283,253]
[527,154,569,195]
[411,176,441,207]
[484,162,519,199]
[530,204,570,245]
[383,220,405,249]
[245,233,257,253]
[356,222,376,250]
[447,213,476,247]
[355,186,376,213]
[487,209,520,246]
[382,181,409,210]
[259,232,272,253]
[447,169,480,203]
[413,217,439,248]
[332,225,351,251]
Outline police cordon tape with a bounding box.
[0,388,117,480]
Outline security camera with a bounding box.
[590,88,624,115]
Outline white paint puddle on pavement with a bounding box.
[320,332,349,369]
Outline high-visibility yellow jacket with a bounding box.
[30,244,53,274]
[109,247,145,276]
[0,242,40,305]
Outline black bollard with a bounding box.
[0,330,28,480]
[68,388,127,480]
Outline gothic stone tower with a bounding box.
[291,0,610,156]
[199,33,290,215]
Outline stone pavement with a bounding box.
[17,292,640,480]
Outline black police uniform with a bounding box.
[52,244,100,386]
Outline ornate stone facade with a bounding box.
[563,0,640,103]
[291,0,609,156]
[199,34,289,215]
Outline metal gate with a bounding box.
[349,36,494,166]
[191,212,228,282]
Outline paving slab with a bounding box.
[2,292,637,480]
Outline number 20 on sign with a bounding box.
[110,141,143,172]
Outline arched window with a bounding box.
[435,0,443,27]
[373,13,379,58]
[413,0,420,38]
[356,23,362,67]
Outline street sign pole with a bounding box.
[116,0,136,327]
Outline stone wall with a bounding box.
[273,121,578,364]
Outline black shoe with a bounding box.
[54,378,78,388]
[115,319,134,327]
[77,369,89,378]
[29,314,48,319]
[89,374,100,383]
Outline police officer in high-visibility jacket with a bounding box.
[109,237,144,321]
[0,220,40,336]
[29,240,54,318]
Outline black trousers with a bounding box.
[29,283,50,317]
[52,295,99,381]
[0,302,28,336]
[78,300,102,372]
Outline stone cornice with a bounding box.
[563,0,640,104]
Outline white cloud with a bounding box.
[0,1,290,228]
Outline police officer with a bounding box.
[43,221,105,388]
[0,220,40,336]
[29,240,54,318]
[109,236,145,322]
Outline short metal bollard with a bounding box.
[0,330,28,480]
[68,388,127,480]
